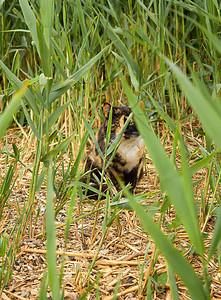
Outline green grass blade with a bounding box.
[42,101,70,135]
[106,113,132,156]
[0,86,26,141]
[208,196,221,261]
[36,20,51,77]
[41,135,73,164]
[65,182,78,243]
[137,0,158,26]
[49,44,111,103]
[38,273,48,300]
[100,17,139,90]
[164,57,221,151]
[76,0,87,46]
[0,60,39,115]
[167,263,179,300]
[46,161,60,300]
[52,38,70,70]
[127,194,206,300]
[82,116,104,159]
[146,91,176,132]
[189,152,217,176]
[39,0,53,52]
[121,76,204,255]
[21,102,40,139]
[19,0,39,52]
[179,136,199,238]
[70,132,90,178]
[38,0,54,76]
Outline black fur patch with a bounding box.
[82,103,144,199]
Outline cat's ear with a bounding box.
[103,102,111,118]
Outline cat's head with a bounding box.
[102,102,142,140]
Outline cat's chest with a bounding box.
[117,136,144,171]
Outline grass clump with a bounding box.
[0,0,221,299]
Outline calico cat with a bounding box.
[83,102,144,198]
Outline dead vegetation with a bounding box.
[1,123,220,300]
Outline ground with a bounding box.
[0,124,221,299]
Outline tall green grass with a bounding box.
[0,0,221,298]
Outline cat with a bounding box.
[83,102,144,199]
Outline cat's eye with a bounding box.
[115,122,119,126]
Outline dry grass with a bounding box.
[0,123,220,300]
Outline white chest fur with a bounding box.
[117,136,144,171]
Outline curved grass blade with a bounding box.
[189,152,217,176]
[41,135,73,164]
[121,75,204,255]
[127,194,206,300]
[0,60,39,115]
[49,44,111,103]
[0,85,26,141]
